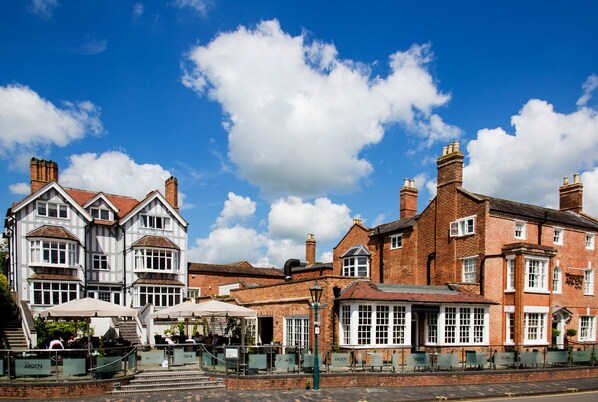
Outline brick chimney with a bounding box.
[559,173,583,213]
[400,178,418,219]
[306,233,316,266]
[437,140,464,191]
[165,176,179,212]
[30,157,58,194]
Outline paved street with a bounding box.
[4,376,595,402]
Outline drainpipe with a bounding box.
[378,232,384,283]
[121,225,127,306]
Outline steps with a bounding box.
[117,318,141,345]
[110,370,225,395]
[1,314,28,349]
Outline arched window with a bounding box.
[553,266,562,294]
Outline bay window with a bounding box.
[524,312,547,343]
[136,285,181,307]
[134,248,178,271]
[32,281,78,306]
[342,256,369,277]
[341,303,409,347]
[442,306,487,345]
[525,257,548,292]
[29,240,78,267]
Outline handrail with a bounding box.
[18,300,35,348]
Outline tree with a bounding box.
[0,274,15,328]
[0,239,7,277]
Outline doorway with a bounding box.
[258,317,274,345]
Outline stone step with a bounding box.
[123,380,219,390]
[111,383,225,395]
[130,376,211,385]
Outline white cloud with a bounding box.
[182,20,455,197]
[60,151,179,201]
[71,38,108,55]
[175,0,212,16]
[214,192,256,228]
[133,2,144,18]
[464,99,598,215]
[268,196,353,242]
[0,85,103,169]
[581,169,598,217]
[577,74,598,107]
[29,0,58,20]
[8,182,30,196]
[320,251,333,263]
[188,226,267,265]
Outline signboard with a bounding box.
[15,358,52,376]
[225,347,239,359]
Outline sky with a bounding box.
[1,1,598,268]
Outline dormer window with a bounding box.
[91,207,111,221]
[341,244,371,278]
[37,201,68,219]
[450,216,475,237]
[141,214,171,230]
[514,221,526,240]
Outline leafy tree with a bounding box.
[34,317,88,348]
[0,239,7,277]
[0,274,15,328]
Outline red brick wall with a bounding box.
[188,273,284,297]
[332,223,373,276]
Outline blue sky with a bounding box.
[2,1,598,267]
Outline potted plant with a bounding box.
[565,328,577,348]
[551,328,561,348]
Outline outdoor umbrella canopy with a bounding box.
[150,299,257,319]
[39,297,137,318]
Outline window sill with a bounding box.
[523,289,550,294]
[522,341,549,346]
[504,289,515,293]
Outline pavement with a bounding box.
[6,376,597,402]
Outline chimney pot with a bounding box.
[442,146,448,156]
[574,173,580,184]
[353,218,363,225]
[403,178,410,187]
[410,179,415,188]
[447,143,454,154]
[563,177,569,185]
[453,141,460,152]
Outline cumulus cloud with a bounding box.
[182,20,455,197]
[463,98,598,215]
[189,226,267,265]
[0,84,103,169]
[29,0,58,20]
[8,182,30,196]
[59,151,180,202]
[577,74,598,107]
[214,192,256,228]
[175,0,212,16]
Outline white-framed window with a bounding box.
[525,257,548,292]
[426,313,438,344]
[342,256,369,277]
[284,316,309,348]
[442,306,487,345]
[136,285,182,307]
[514,221,526,240]
[553,266,562,294]
[340,303,409,347]
[524,312,547,343]
[579,316,596,341]
[584,269,594,295]
[92,254,108,270]
[390,234,403,250]
[37,201,68,219]
[32,281,78,306]
[462,257,477,283]
[29,240,78,267]
[88,286,121,305]
[450,216,475,237]
[553,228,563,245]
[134,248,178,272]
[586,234,595,250]
[505,312,514,344]
[141,214,172,230]
[187,288,201,299]
[506,258,515,291]
[91,207,111,221]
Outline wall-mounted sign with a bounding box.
[15,358,52,376]
[565,273,583,289]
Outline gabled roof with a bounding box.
[131,235,180,250]
[371,215,418,236]
[26,225,80,242]
[66,187,140,218]
[341,244,371,258]
[337,281,496,305]
[82,192,120,213]
[464,189,598,231]
[11,181,93,221]
[188,262,285,277]
[119,190,188,228]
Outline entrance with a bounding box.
[411,313,419,352]
[258,317,274,345]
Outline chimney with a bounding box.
[353,218,363,226]
[559,174,583,213]
[30,157,58,194]
[165,176,179,212]
[437,140,464,192]
[400,178,418,219]
[306,233,316,266]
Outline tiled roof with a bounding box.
[132,278,185,286]
[341,244,371,258]
[371,215,418,235]
[28,273,81,282]
[26,225,80,242]
[65,187,140,219]
[188,262,285,277]
[131,235,180,250]
[337,281,496,304]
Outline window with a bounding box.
[375,306,390,344]
[514,221,526,240]
[88,286,121,305]
[342,256,369,277]
[32,282,78,306]
[392,306,406,344]
[586,234,595,250]
[134,248,178,271]
[284,317,309,348]
[450,216,475,237]
[341,304,409,347]
[524,312,546,343]
[442,306,487,345]
[341,305,351,344]
[579,316,596,341]
[525,257,548,292]
[357,305,372,345]
[553,266,562,294]
[505,312,514,344]
[187,288,201,299]
[553,228,563,245]
[29,240,78,267]
[136,286,181,307]
[141,215,171,230]
[584,269,594,295]
[426,313,438,344]
[91,207,111,220]
[390,234,402,249]
[506,258,515,291]
[92,254,108,270]
[462,257,477,283]
[37,201,68,219]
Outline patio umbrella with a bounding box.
[39,297,137,352]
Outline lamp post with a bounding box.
[309,281,323,391]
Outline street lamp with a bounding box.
[310,281,323,391]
